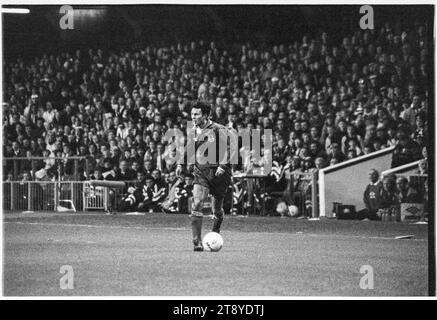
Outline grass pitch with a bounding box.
[3,212,429,296]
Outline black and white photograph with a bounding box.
[0,2,434,299]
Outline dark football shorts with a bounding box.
[193,166,231,198]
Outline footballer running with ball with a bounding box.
[176,101,233,251]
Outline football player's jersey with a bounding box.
[364,181,382,211]
[190,120,235,173]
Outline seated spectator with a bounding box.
[114,160,136,181]
[377,174,399,221]
[415,146,428,175]
[91,168,103,180]
[105,160,136,212]
[119,182,145,212]
[151,169,167,208]
[176,173,194,214]
[137,175,156,213]
[160,173,184,213]
[417,158,428,175]
[396,176,421,204]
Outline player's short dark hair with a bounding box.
[191,101,211,116]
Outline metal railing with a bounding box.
[3,174,320,217]
[83,182,107,211]
[381,161,423,177]
[3,181,85,212]
[3,180,140,213]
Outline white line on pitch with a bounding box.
[5,221,188,232]
[4,221,428,242]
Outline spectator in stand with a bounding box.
[176,173,195,214]
[105,160,136,212]
[391,127,422,167]
[137,175,156,213]
[119,179,146,212]
[396,176,421,204]
[2,22,430,216]
[416,147,428,175]
[150,169,167,208]
[114,160,136,181]
[91,168,103,180]
[377,174,399,221]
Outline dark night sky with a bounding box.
[2,5,433,59]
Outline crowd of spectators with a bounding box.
[3,22,430,214]
[362,169,426,221]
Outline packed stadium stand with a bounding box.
[2,7,430,217]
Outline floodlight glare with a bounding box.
[2,8,30,14]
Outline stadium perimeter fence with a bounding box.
[3,180,86,212]
[2,180,137,213]
[2,171,319,217]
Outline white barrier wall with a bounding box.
[318,147,395,217]
[381,160,422,178]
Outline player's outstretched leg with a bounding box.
[191,184,209,251]
[212,196,224,233]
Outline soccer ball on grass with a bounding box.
[202,232,223,252]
